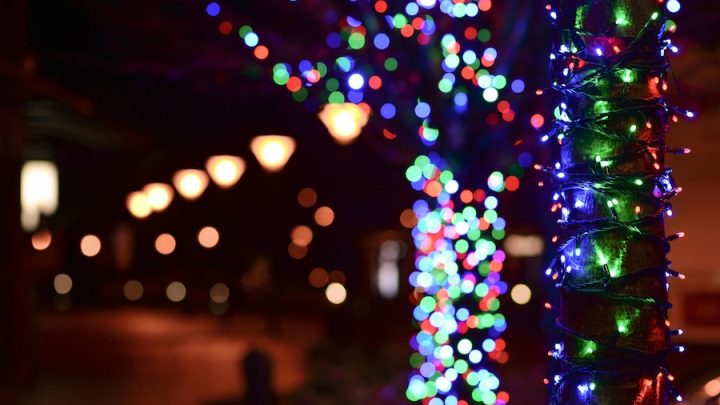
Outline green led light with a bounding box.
[617,318,629,334]
[619,69,636,83]
[325,78,339,91]
[347,32,365,49]
[392,14,407,28]
[438,78,453,93]
[328,91,345,103]
[477,29,491,42]
[384,57,398,71]
[237,25,253,38]
[582,340,597,356]
[594,100,610,115]
[291,87,308,102]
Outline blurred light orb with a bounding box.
[198,226,220,248]
[317,103,369,145]
[206,155,246,188]
[155,233,176,255]
[53,273,72,295]
[417,0,437,9]
[205,2,220,16]
[250,135,296,172]
[209,283,230,303]
[32,229,52,251]
[704,378,720,397]
[297,187,318,208]
[290,225,313,247]
[325,282,347,304]
[399,208,417,228]
[80,234,102,257]
[314,206,335,227]
[308,267,329,288]
[666,0,680,13]
[504,234,544,257]
[123,280,144,301]
[143,183,174,212]
[347,73,364,90]
[288,242,308,259]
[173,169,209,200]
[166,281,187,302]
[21,160,59,232]
[510,284,532,305]
[126,191,152,219]
[328,270,346,285]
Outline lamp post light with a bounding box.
[143,183,174,212]
[172,169,209,200]
[206,155,246,188]
[317,102,369,145]
[20,160,59,232]
[250,135,296,172]
[126,191,152,219]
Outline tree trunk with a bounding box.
[547,0,686,403]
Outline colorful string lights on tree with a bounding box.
[540,0,692,403]
[406,154,511,404]
[203,0,526,144]
[204,2,524,401]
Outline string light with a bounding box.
[542,1,691,403]
[202,3,523,401]
[406,154,509,404]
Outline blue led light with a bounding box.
[205,2,220,17]
[415,102,431,118]
[511,79,525,93]
[373,33,390,50]
[380,103,397,119]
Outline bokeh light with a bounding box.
[325,282,347,304]
[309,267,329,288]
[173,169,209,201]
[123,280,144,301]
[400,208,418,228]
[288,242,308,259]
[32,229,52,251]
[166,281,187,302]
[198,226,220,248]
[155,233,176,255]
[290,225,313,247]
[143,183,174,213]
[53,273,72,295]
[206,155,246,189]
[250,135,296,172]
[209,283,230,304]
[80,234,102,257]
[126,191,152,219]
[314,206,335,227]
[510,284,532,305]
[298,187,318,208]
[317,103,370,145]
[328,270,347,285]
[406,155,508,403]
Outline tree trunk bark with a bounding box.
[547,0,684,403]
